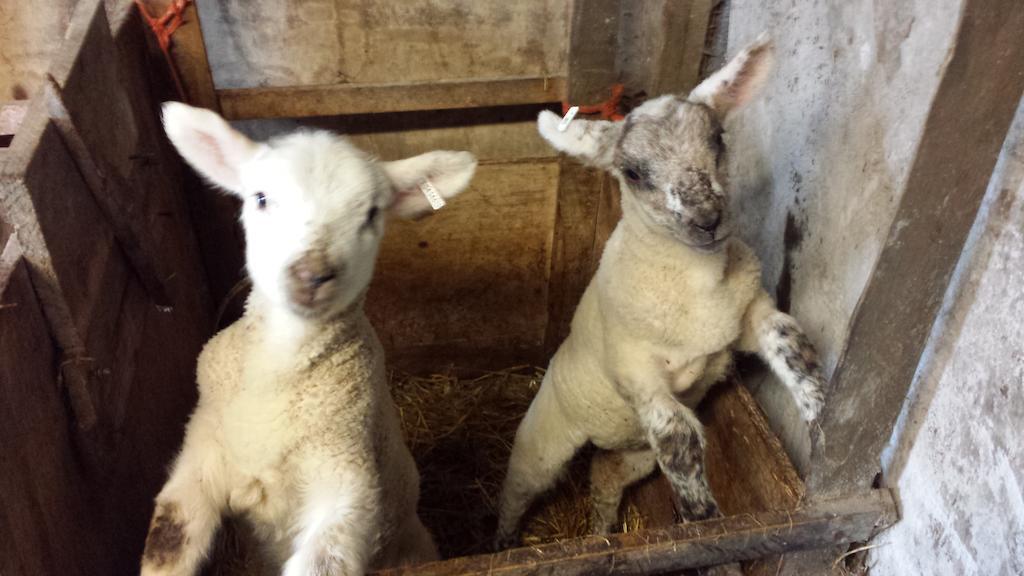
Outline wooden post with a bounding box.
[545,0,622,355]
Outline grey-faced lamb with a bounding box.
[496,35,826,547]
[140,102,477,576]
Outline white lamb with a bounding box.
[140,102,477,576]
[496,36,826,546]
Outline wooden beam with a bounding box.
[652,0,714,94]
[374,490,896,576]
[544,0,622,355]
[217,76,567,120]
[808,0,1024,497]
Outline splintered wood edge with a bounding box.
[0,234,25,295]
[374,490,897,576]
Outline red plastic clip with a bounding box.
[562,83,625,121]
[135,0,192,102]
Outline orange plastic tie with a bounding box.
[135,0,192,102]
[562,83,625,121]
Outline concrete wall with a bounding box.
[723,0,962,472]
[867,97,1024,576]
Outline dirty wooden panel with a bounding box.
[703,380,805,576]
[220,76,567,120]
[0,240,105,576]
[0,1,75,100]
[198,1,569,89]
[367,160,559,370]
[618,0,714,98]
[48,0,139,182]
[0,111,120,352]
[128,3,245,317]
[375,491,897,576]
[543,0,623,355]
[809,0,1024,497]
[544,161,606,355]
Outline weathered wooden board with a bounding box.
[0,111,121,357]
[703,381,804,576]
[374,491,896,576]
[0,2,216,573]
[136,0,245,314]
[367,160,559,371]
[0,238,105,576]
[197,0,569,89]
[544,161,609,355]
[808,0,1024,497]
[220,76,567,120]
[543,0,623,356]
[618,0,714,97]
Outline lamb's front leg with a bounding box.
[141,447,224,576]
[739,291,826,422]
[636,390,720,521]
[283,480,379,576]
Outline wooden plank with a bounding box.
[567,0,621,104]
[808,0,1024,497]
[218,76,568,120]
[544,0,622,354]
[0,237,105,575]
[43,77,172,306]
[652,0,714,95]
[196,0,569,89]
[702,380,804,576]
[374,491,896,576]
[367,161,559,370]
[618,0,714,98]
[544,162,606,355]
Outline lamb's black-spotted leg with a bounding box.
[740,291,826,422]
[637,392,719,521]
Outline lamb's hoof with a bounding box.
[678,497,720,522]
[493,531,520,552]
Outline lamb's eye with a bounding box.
[254,192,268,210]
[366,205,379,224]
[623,168,641,182]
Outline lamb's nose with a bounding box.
[294,266,337,289]
[694,212,721,233]
[289,254,339,290]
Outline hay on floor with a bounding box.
[392,366,649,557]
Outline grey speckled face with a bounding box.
[614,97,730,251]
[536,34,774,253]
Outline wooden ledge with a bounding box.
[217,76,567,120]
[375,490,897,576]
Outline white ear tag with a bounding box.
[557,106,579,132]
[418,179,446,210]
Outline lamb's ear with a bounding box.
[161,101,261,193]
[537,109,622,169]
[382,151,478,219]
[689,33,774,118]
